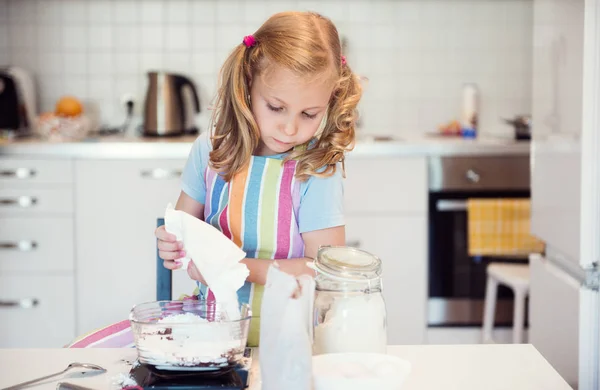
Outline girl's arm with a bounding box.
[187,225,346,285]
[241,225,346,285]
[175,191,205,220]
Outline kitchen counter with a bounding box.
[0,133,530,159]
[0,344,570,390]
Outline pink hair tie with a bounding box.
[243,35,256,48]
[341,55,347,66]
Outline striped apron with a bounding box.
[198,155,305,346]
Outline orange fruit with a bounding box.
[55,96,83,117]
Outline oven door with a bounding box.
[427,190,530,327]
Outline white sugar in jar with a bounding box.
[311,246,387,355]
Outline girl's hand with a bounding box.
[155,225,186,270]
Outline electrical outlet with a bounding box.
[120,93,135,107]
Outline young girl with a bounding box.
[156,11,362,346]
[68,10,362,349]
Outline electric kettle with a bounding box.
[142,72,200,136]
[0,66,37,135]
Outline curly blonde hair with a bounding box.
[209,11,363,181]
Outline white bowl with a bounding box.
[312,352,411,390]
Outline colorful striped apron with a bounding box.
[198,155,305,346]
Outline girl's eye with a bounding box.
[267,104,283,112]
[303,112,317,120]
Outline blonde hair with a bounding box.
[209,11,363,181]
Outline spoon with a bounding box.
[2,363,106,390]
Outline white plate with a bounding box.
[312,352,412,390]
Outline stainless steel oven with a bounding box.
[427,155,530,327]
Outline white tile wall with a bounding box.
[1,0,533,137]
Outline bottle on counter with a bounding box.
[461,83,479,138]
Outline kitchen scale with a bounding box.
[128,349,252,389]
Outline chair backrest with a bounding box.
[156,218,172,300]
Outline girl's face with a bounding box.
[250,66,333,156]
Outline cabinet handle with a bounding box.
[140,168,183,179]
[436,199,467,211]
[0,196,37,207]
[0,240,37,251]
[346,240,361,248]
[0,298,39,309]
[0,168,36,179]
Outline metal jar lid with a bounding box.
[310,246,382,282]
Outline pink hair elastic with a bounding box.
[243,35,256,48]
[341,55,347,66]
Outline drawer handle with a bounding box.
[0,298,39,309]
[0,196,37,207]
[346,240,361,248]
[0,240,37,251]
[0,168,36,179]
[140,168,183,179]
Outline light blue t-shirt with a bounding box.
[181,133,345,233]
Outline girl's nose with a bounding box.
[281,118,298,136]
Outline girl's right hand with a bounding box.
[155,225,186,270]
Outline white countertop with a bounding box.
[0,133,530,159]
[0,344,571,390]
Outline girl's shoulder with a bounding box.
[188,132,213,165]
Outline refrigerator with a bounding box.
[529,0,600,389]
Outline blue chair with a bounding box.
[156,218,172,301]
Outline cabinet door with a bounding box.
[0,275,75,347]
[529,254,580,387]
[345,215,427,345]
[530,0,584,262]
[75,160,186,334]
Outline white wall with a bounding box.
[0,0,533,137]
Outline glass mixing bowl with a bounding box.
[129,300,251,371]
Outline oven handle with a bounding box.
[436,199,467,211]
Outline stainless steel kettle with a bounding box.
[142,72,200,136]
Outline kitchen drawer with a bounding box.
[344,157,428,214]
[0,159,73,185]
[0,217,74,272]
[0,274,75,347]
[0,188,73,215]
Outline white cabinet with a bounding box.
[0,275,75,348]
[530,0,585,262]
[529,254,580,387]
[345,215,427,345]
[0,158,75,348]
[344,156,428,345]
[74,160,185,334]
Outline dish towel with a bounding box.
[164,203,249,319]
[467,199,545,256]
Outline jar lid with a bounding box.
[312,246,382,282]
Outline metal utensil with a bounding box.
[56,382,96,390]
[2,362,106,390]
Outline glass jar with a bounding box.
[311,246,387,355]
